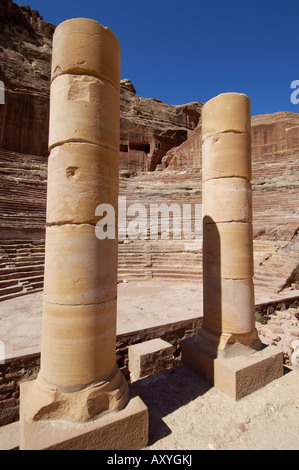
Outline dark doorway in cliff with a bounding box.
[120,144,128,152]
[129,142,150,154]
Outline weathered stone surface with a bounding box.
[0,0,55,37]
[256,304,299,366]
[182,338,284,400]
[202,177,252,223]
[20,388,148,450]
[119,84,202,172]
[51,18,121,85]
[46,143,118,225]
[0,1,53,156]
[128,338,174,381]
[159,123,202,171]
[120,79,136,94]
[290,339,299,366]
[202,132,252,182]
[0,150,47,239]
[49,74,120,151]
[201,93,251,141]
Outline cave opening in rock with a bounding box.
[129,142,150,154]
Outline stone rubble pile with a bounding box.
[256,305,299,367]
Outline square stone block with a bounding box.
[182,337,284,400]
[20,381,148,450]
[128,338,174,381]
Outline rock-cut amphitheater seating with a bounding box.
[0,239,45,301]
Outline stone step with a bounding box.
[0,244,44,251]
[0,258,44,267]
[0,288,43,303]
[152,267,201,274]
[0,269,44,281]
[28,281,44,289]
[118,259,146,265]
[0,264,45,275]
[19,275,44,285]
[0,242,45,249]
[118,268,147,274]
[118,274,147,280]
[151,265,202,271]
[118,250,145,255]
[0,279,19,289]
[14,248,45,254]
[2,253,45,261]
[0,283,23,297]
[153,272,201,280]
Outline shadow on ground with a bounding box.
[130,365,212,446]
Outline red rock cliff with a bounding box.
[0,0,53,156]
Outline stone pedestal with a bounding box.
[20,382,148,450]
[182,93,283,398]
[20,18,148,449]
[128,338,174,381]
[182,338,283,400]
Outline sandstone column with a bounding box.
[20,18,148,450]
[182,93,283,399]
[201,92,260,354]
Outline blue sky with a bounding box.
[14,0,299,116]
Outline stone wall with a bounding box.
[0,91,49,157]
[0,352,40,426]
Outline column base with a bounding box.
[182,334,284,400]
[20,381,148,450]
[195,324,263,358]
[21,364,129,422]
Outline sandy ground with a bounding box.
[132,364,299,451]
[1,279,298,356]
[1,362,298,450]
[0,280,203,356]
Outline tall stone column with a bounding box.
[182,93,283,399]
[20,18,148,450]
[201,92,261,354]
